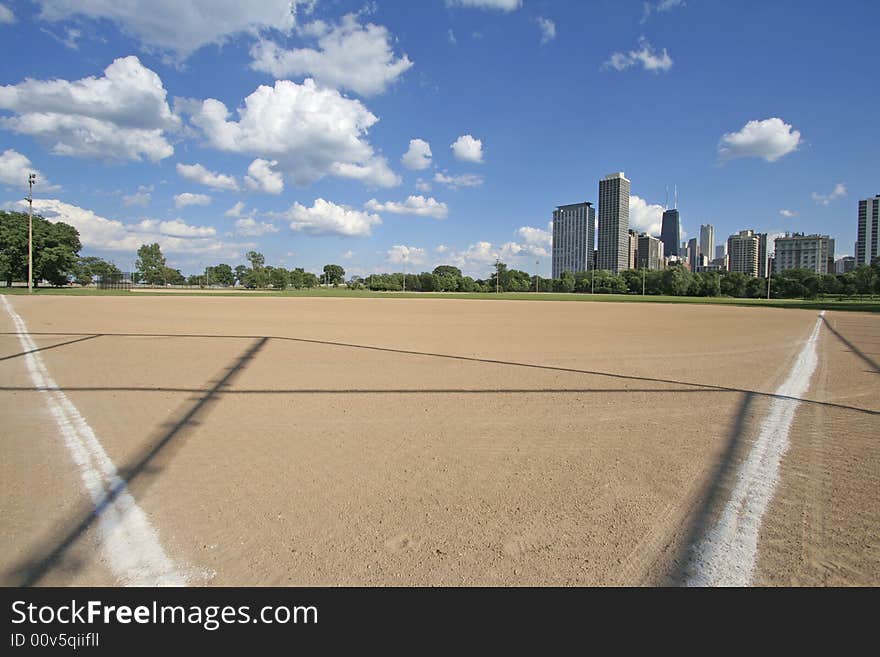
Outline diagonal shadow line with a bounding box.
[664,391,757,585]
[821,315,880,373]
[0,385,875,417]
[7,336,269,587]
[0,334,102,363]
[1,329,877,416]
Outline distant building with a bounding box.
[757,233,770,278]
[727,230,760,277]
[552,202,595,278]
[773,233,835,274]
[856,194,879,266]
[700,224,715,264]
[660,209,681,258]
[687,237,699,272]
[597,172,631,274]
[636,233,665,270]
[715,244,727,260]
[835,256,856,274]
[628,230,639,270]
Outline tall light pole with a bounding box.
[766,254,772,300]
[535,259,539,293]
[642,267,646,296]
[26,173,36,293]
[495,259,500,294]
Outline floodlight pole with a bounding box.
[766,255,772,300]
[26,173,36,293]
[495,259,500,294]
[642,267,646,296]
[535,259,539,293]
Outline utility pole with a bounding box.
[591,265,595,295]
[535,259,539,293]
[495,259,500,294]
[26,173,36,293]
[766,255,772,300]
[642,267,646,296]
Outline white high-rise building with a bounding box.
[700,224,715,265]
[597,172,630,274]
[552,202,595,278]
[773,234,835,274]
[727,230,760,277]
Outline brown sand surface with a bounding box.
[1,295,876,586]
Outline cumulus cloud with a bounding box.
[174,192,211,208]
[516,224,552,246]
[386,245,427,266]
[812,183,847,206]
[234,217,279,237]
[779,209,798,217]
[604,38,673,73]
[536,17,556,44]
[445,0,522,11]
[280,198,382,237]
[437,237,549,277]
[401,139,432,170]
[0,149,57,190]
[244,158,284,194]
[122,185,153,207]
[16,198,244,257]
[641,0,686,24]
[451,134,484,163]
[176,163,239,191]
[365,195,448,219]
[629,195,664,236]
[415,179,432,193]
[225,201,246,217]
[434,171,484,189]
[0,4,14,24]
[186,78,400,188]
[250,13,412,97]
[0,56,179,162]
[35,0,313,60]
[717,117,802,163]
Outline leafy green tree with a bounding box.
[559,270,575,293]
[852,264,877,295]
[269,267,289,289]
[0,211,81,286]
[164,267,185,285]
[136,243,167,285]
[301,272,319,288]
[289,268,305,289]
[206,263,235,286]
[246,251,266,270]
[37,245,77,286]
[323,264,345,285]
[234,264,249,286]
[662,265,692,296]
[720,271,749,297]
[459,276,476,292]
[432,265,462,278]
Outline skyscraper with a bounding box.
[774,234,835,274]
[727,230,760,277]
[628,230,639,270]
[597,172,630,274]
[636,233,664,270]
[660,209,680,258]
[551,202,595,278]
[687,237,699,271]
[757,232,770,278]
[700,224,714,264]
[856,194,879,266]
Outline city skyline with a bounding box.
[0,1,877,278]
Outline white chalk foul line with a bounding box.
[687,311,824,587]
[2,296,186,585]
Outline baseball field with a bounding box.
[1,294,877,586]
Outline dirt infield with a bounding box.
[1,295,877,586]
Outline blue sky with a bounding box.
[1,0,877,277]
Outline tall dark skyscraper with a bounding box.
[597,172,630,274]
[660,209,680,258]
[857,194,879,266]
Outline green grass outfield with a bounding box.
[2,285,879,312]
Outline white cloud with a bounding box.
[401,138,432,170]
[434,171,484,189]
[415,179,432,193]
[176,162,239,191]
[718,117,802,163]
[281,198,382,237]
[342,249,355,260]
[0,149,57,190]
[187,78,399,188]
[536,17,556,44]
[641,0,686,24]
[365,195,448,219]
[122,185,153,207]
[445,0,522,11]
[436,244,449,254]
[451,134,484,163]
[225,201,246,217]
[250,13,412,97]
[0,56,178,162]
[386,245,427,266]
[234,217,279,237]
[17,198,244,257]
[629,195,664,236]
[244,158,284,194]
[516,224,552,246]
[779,209,798,217]
[604,38,673,73]
[35,0,311,60]
[174,192,211,209]
[447,29,457,45]
[812,183,847,206]
[0,4,15,24]
[438,239,548,277]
